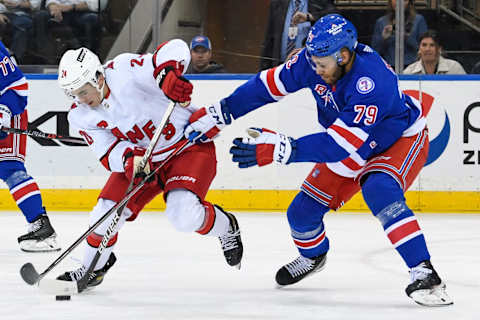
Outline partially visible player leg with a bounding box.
[362,172,452,306]
[162,142,243,268]
[276,163,360,286]
[275,191,329,286]
[0,111,60,252]
[0,161,60,252]
[165,189,243,268]
[56,198,127,287]
[360,129,452,306]
[55,171,159,289]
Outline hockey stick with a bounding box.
[1,127,87,145]
[19,101,183,288]
[20,139,191,294]
[75,100,178,292]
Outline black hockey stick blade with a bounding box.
[20,263,40,285]
[21,262,79,294]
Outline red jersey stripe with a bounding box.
[387,220,421,244]
[330,124,364,149]
[294,232,326,248]
[266,67,283,97]
[12,182,39,201]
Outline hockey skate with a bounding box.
[57,252,117,288]
[216,205,243,269]
[275,253,327,287]
[17,214,60,252]
[406,260,453,307]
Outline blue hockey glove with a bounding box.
[229,128,296,168]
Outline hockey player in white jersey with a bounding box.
[55,41,243,289]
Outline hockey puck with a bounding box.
[55,295,71,301]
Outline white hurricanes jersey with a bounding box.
[68,39,195,172]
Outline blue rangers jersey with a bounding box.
[223,43,425,177]
[0,40,29,116]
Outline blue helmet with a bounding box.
[306,14,358,66]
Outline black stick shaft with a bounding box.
[34,140,190,284]
[1,127,87,145]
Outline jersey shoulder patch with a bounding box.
[356,76,375,94]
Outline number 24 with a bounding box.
[353,105,377,125]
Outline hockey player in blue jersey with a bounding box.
[184,15,452,306]
[0,41,60,252]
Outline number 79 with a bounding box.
[353,105,378,125]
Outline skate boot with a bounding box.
[216,205,243,269]
[57,252,117,288]
[17,214,61,252]
[406,260,453,306]
[275,253,327,287]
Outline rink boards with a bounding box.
[1,74,480,212]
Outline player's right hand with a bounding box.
[184,100,232,143]
[155,62,193,104]
[123,147,155,186]
[0,104,12,140]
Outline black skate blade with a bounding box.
[38,278,79,296]
[234,262,241,270]
[20,263,40,285]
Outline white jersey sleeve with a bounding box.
[152,39,191,75]
[68,103,134,172]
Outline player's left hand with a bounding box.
[123,147,156,185]
[0,104,12,140]
[229,128,296,168]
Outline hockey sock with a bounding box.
[196,201,229,236]
[82,198,130,270]
[287,191,330,258]
[85,233,117,270]
[0,161,45,223]
[165,189,229,236]
[362,173,430,268]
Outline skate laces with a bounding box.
[68,265,88,281]
[285,256,315,277]
[219,228,240,251]
[27,218,43,233]
[66,257,88,281]
[410,263,433,283]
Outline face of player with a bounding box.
[190,46,212,71]
[311,55,343,85]
[418,37,440,64]
[71,76,105,107]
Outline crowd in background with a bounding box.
[260,0,471,74]
[0,0,106,65]
[0,0,478,74]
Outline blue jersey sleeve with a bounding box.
[225,49,314,119]
[290,56,401,165]
[0,41,28,115]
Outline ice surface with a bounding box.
[0,211,478,320]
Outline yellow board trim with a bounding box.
[1,189,480,212]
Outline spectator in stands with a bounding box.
[371,0,427,70]
[185,35,227,74]
[403,30,466,74]
[260,0,336,70]
[471,61,480,74]
[33,0,106,59]
[0,0,40,63]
